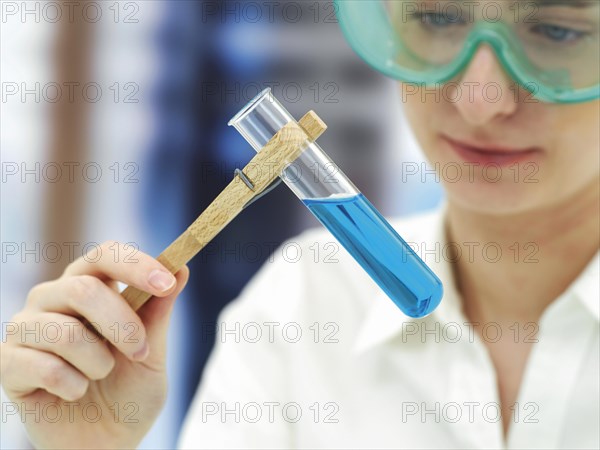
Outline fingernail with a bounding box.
[133,341,149,361]
[148,269,176,292]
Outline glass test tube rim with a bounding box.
[228,87,275,128]
[228,87,296,153]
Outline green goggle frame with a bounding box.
[335,0,600,104]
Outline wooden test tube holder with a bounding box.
[121,111,327,310]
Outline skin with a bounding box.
[402,44,600,437]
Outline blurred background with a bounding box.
[1,1,443,448]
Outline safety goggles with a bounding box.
[335,0,600,103]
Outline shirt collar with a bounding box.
[569,250,599,321]
[353,205,600,356]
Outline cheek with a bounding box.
[402,92,441,158]
[550,102,600,191]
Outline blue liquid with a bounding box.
[303,193,443,318]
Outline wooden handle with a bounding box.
[122,111,327,310]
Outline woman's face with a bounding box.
[402,45,600,216]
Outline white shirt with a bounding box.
[178,206,600,449]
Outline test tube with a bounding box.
[229,88,443,318]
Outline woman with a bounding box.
[2,1,598,448]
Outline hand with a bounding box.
[1,241,190,449]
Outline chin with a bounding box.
[441,174,552,216]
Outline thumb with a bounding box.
[136,265,190,366]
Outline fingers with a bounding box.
[9,312,115,381]
[138,266,190,367]
[1,345,89,401]
[63,241,176,298]
[2,267,190,403]
[26,276,149,361]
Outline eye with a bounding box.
[531,24,587,43]
[414,12,467,28]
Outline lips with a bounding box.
[442,135,543,166]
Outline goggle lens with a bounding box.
[336,1,600,103]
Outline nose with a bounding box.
[452,44,518,125]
